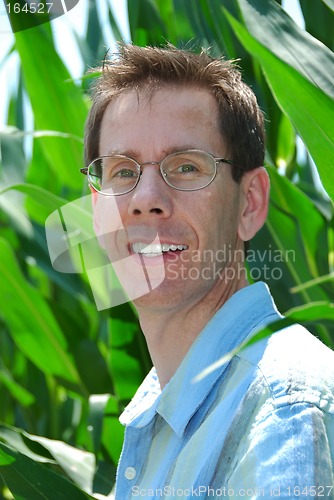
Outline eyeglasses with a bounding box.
[80,149,241,196]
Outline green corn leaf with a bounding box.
[236,0,334,98]
[0,442,95,500]
[0,370,35,407]
[224,7,334,202]
[12,24,88,191]
[0,237,80,386]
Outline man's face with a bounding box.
[93,87,246,313]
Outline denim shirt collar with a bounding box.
[120,282,280,437]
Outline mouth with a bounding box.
[131,242,188,258]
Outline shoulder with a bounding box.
[238,323,334,414]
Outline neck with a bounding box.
[136,272,248,389]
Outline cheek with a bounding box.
[197,188,241,246]
[93,196,125,251]
[95,196,125,232]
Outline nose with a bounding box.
[127,164,173,217]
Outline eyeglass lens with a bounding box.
[88,151,217,194]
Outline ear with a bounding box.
[238,167,270,242]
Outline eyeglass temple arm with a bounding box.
[217,158,246,170]
[219,158,234,165]
[80,167,88,175]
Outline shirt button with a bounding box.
[125,466,136,480]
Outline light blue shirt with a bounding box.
[115,282,334,499]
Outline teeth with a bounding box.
[132,242,188,255]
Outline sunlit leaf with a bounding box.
[275,113,296,169]
[0,442,94,500]
[224,8,334,201]
[0,183,68,224]
[236,0,334,98]
[27,434,96,494]
[290,272,334,293]
[321,0,334,10]
[0,425,53,464]
[0,238,80,386]
[13,25,88,190]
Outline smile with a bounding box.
[132,242,188,257]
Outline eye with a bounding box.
[103,158,139,182]
[114,168,137,178]
[177,163,198,173]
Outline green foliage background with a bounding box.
[0,0,333,498]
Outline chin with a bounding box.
[132,279,185,311]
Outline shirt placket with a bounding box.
[115,423,153,498]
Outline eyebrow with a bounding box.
[103,145,199,159]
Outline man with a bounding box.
[82,45,334,498]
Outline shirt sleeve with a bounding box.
[227,402,334,499]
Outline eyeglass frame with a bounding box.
[80,149,243,196]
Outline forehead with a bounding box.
[99,87,226,158]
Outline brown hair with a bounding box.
[84,44,265,182]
